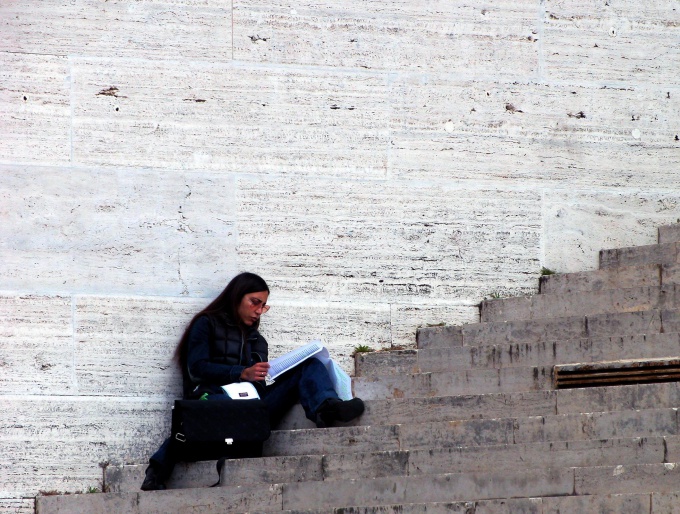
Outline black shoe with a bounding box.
[315,398,365,428]
[140,465,166,491]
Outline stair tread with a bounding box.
[600,241,680,269]
[539,262,664,295]
[357,331,680,377]
[109,434,670,493]
[417,308,676,349]
[480,283,680,323]
[41,462,680,513]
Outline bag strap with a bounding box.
[211,457,227,487]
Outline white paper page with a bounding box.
[266,340,323,380]
[265,340,353,399]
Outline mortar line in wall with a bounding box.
[7,161,680,197]
[0,288,481,307]
[59,54,674,93]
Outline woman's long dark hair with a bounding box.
[173,272,269,369]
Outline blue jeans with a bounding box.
[149,358,337,481]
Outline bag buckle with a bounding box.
[175,433,186,443]
[225,438,233,445]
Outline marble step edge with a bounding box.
[659,224,680,245]
[526,224,680,296]
[416,309,677,350]
[353,364,558,400]
[355,331,680,377]
[36,462,680,513]
[246,492,677,514]
[268,405,680,461]
[354,358,680,401]
[538,262,680,296]
[479,283,680,324]
[538,262,666,295]
[286,380,680,432]
[107,434,673,493]
[599,241,680,270]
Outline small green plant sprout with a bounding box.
[86,486,101,494]
[488,291,503,299]
[353,344,374,355]
[540,267,556,276]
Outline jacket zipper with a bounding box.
[239,331,245,365]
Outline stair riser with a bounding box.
[418,309,671,349]
[353,366,554,400]
[416,325,463,349]
[600,242,680,269]
[272,494,654,514]
[576,463,680,496]
[539,263,662,295]
[416,333,680,374]
[269,499,520,514]
[267,407,680,459]
[357,332,680,376]
[355,350,419,377]
[542,494,651,513]
[281,469,574,511]
[361,390,558,427]
[108,456,324,494]
[659,225,680,244]
[356,355,680,400]
[111,436,665,493]
[480,285,680,323]
[37,490,659,514]
[515,409,679,445]
[350,381,680,427]
[35,484,283,514]
[407,437,664,477]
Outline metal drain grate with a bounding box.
[554,358,680,389]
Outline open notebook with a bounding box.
[265,340,352,400]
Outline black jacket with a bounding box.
[182,313,268,398]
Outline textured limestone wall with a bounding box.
[1,0,680,509]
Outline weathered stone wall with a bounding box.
[1,0,679,509]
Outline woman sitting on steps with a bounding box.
[141,271,365,491]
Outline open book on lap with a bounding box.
[265,340,353,400]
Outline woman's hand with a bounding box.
[240,362,271,382]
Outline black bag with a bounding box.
[171,399,271,463]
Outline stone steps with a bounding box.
[600,241,680,269]
[356,332,680,377]
[43,224,680,513]
[538,262,664,295]
[37,462,680,513]
[109,434,667,493]
[259,405,680,457]
[536,221,680,296]
[659,224,680,244]
[251,494,665,514]
[354,365,554,399]
[301,380,680,429]
[479,284,680,323]
[417,309,674,350]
